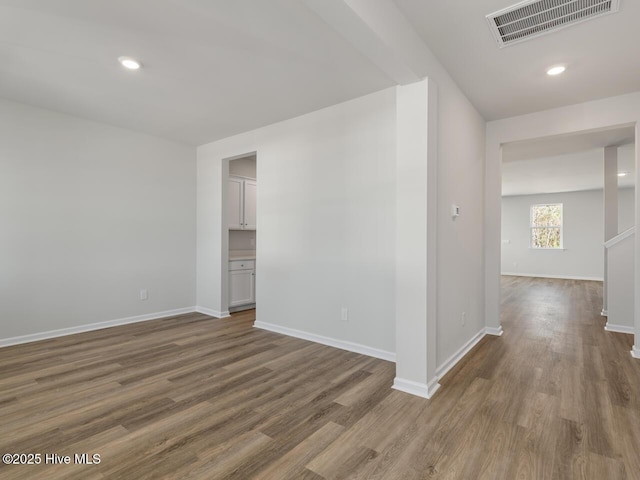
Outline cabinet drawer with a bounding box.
[229,260,255,271]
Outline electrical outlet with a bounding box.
[341,307,349,322]
[140,289,148,301]
[461,311,466,326]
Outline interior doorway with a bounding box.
[225,153,257,314]
[499,125,636,340]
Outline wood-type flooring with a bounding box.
[1,276,639,479]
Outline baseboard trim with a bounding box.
[195,306,230,318]
[229,304,255,313]
[436,328,486,380]
[604,323,634,335]
[392,377,440,399]
[253,321,396,362]
[632,346,640,360]
[601,309,608,317]
[485,325,504,337]
[0,307,197,348]
[501,272,603,282]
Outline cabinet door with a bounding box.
[228,177,244,230]
[229,269,255,306]
[243,180,257,230]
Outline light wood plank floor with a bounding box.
[1,276,639,479]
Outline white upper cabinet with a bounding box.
[228,176,256,230]
[228,177,244,230]
[243,180,257,230]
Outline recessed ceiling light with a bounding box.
[546,65,566,76]
[118,56,141,70]
[618,172,628,177]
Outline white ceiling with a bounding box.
[502,127,636,196]
[395,0,640,120]
[1,1,639,145]
[0,0,395,145]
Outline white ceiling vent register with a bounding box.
[486,0,620,47]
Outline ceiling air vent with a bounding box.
[486,0,620,48]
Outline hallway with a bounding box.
[495,276,639,478]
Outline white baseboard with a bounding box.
[195,306,230,318]
[604,323,634,335]
[436,328,486,380]
[501,272,603,282]
[485,325,504,336]
[632,346,640,360]
[0,307,197,348]
[228,304,255,313]
[253,321,396,362]
[392,377,440,399]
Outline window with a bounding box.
[530,203,562,249]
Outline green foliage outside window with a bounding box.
[530,204,562,249]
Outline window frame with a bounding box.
[529,203,563,250]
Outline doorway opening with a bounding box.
[500,125,636,340]
[225,153,257,314]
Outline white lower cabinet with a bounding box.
[229,260,255,307]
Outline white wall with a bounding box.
[0,99,196,340]
[434,71,487,370]
[620,187,636,232]
[392,72,487,393]
[501,190,615,280]
[501,188,635,281]
[394,79,438,394]
[198,88,397,353]
[607,232,635,331]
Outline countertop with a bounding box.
[229,250,256,261]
